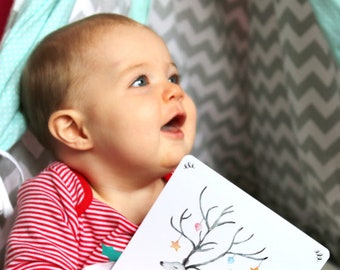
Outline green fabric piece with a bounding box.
[102,243,122,262]
[308,0,340,68]
[0,0,75,151]
[128,0,152,25]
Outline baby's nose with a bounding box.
[162,82,184,102]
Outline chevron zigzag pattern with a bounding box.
[249,0,339,263]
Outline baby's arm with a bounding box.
[5,175,80,269]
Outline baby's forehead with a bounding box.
[82,23,163,54]
[76,23,147,53]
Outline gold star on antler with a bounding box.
[170,240,181,251]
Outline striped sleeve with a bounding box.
[5,163,87,269]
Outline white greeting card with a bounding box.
[113,155,330,270]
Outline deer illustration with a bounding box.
[160,186,268,269]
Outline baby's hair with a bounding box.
[20,13,142,150]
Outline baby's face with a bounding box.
[76,24,197,177]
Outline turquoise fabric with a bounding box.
[128,0,152,25]
[309,0,340,67]
[0,0,75,151]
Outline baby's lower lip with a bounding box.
[161,126,184,139]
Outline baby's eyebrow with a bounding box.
[170,62,179,71]
[170,62,177,69]
[122,63,146,73]
[119,61,178,76]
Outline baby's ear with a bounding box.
[48,110,93,150]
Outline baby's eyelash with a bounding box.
[129,73,180,87]
[130,75,148,87]
[169,74,180,84]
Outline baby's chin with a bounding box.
[160,152,190,171]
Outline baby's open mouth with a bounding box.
[161,113,186,132]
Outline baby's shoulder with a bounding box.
[18,161,81,201]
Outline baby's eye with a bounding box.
[131,75,148,87]
[169,74,180,84]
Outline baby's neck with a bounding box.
[91,177,166,224]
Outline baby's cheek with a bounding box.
[186,96,197,119]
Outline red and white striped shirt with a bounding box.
[5,161,138,269]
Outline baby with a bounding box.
[5,13,196,269]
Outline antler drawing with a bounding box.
[160,187,268,270]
